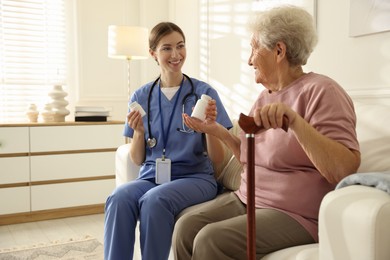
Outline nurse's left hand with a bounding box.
[183,113,218,134]
[183,98,218,133]
[205,99,218,122]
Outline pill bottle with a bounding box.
[191,94,212,120]
[129,101,146,117]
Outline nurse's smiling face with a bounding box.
[152,31,186,74]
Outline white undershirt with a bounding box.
[160,86,180,100]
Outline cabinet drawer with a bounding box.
[0,187,30,214]
[0,127,29,154]
[30,152,115,181]
[30,124,124,152]
[31,179,115,211]
[0,157,30,184]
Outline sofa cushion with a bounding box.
[217,155,242,191]
[354,102,390,172]
[262,244,319,260]
[213,119,243,191]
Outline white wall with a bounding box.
[72,0,390,122]
[72,0,170,122]
[306,0,390,105]
[73,0,141,121]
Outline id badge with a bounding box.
[156,158,171,184]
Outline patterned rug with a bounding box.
[0,237,103,260]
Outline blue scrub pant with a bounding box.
[104,176,217,260]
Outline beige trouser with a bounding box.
[172,192,315,260]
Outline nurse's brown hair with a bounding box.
[149,22,186,52]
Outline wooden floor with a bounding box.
[0,213,173,259]
[0,214,105,249]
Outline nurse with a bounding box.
[104,22,232,260]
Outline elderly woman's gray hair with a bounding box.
[248,5,318,66]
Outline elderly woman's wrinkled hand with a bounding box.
[253,102,296,130]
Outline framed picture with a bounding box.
[350,0,390,37]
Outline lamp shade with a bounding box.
[108,25,149,60]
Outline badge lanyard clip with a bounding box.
[162,149,166,161]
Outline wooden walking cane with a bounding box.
[238,113,289,260]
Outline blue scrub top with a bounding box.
[123,76,232,181]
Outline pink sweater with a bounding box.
[235,72,360,242]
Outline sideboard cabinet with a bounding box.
[0,121,125,224]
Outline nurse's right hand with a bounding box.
[127,110,145,133]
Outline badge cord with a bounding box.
[158,76,184,160]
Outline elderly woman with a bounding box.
[173,5,361,260]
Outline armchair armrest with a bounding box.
[115,143,140,187]
[319,185,390,260]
